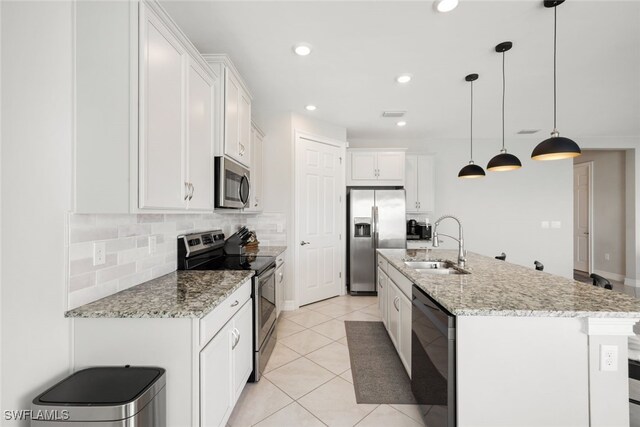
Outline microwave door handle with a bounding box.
[239,174,250,205]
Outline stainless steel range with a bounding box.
[177,228,277,382]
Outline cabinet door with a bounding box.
[139,9,186,209]
[398,293,412,376]
[417,155,435,213]
[186,59,214,211]
[237,90,251,167]
[405,155,419,213]
[247,126,263,212]
[377,268,388,328]
[232,300,254,400]
[224,70,240,161]
[350,152,377,181]
[387,282,400,349]
[200,322,233,427]
[377,152,405,181]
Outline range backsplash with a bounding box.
[66,212,286,310]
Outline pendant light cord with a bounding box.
[553,5,557,130]
[502,51,506,150]
[470,79,474,161]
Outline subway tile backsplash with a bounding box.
[66,212,287,310]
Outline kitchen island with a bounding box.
[378,248,640,427]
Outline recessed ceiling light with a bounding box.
[293,43,312,56]
[396,75,412,84]
[305,105,317,111]
[397,121,407,127]
[434,0,459,13]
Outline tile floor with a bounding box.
[227,295,427,427]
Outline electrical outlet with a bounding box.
[600,344,618,372]
[149,235,157,255]
[93,242,106,266]
[605,253,610,261]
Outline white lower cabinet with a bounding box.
[380,260,412,377]
[72,279,253,427]
[377,267,388,327]
[201,298,252,426]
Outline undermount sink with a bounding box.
[404,260,470,275]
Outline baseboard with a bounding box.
[625,278,640,287]
[592,269,625,282]
[282,300,297,311]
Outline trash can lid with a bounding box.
[36,367,164,405]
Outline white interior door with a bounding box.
[574,163,591,272]
[296,134,344,306]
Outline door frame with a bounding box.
[293,130,347,308]
[574,161,594,274]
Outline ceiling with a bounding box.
[161,0,640,141]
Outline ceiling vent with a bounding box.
[382,111,406,118]
[517,129,541,135]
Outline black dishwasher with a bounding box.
[411,285,456,426]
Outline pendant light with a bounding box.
[458,74,486,179]
[531,0,581,161]
[487,41,522,172]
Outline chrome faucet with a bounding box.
[432,215,466,268]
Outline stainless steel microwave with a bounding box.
[215,156,251,209]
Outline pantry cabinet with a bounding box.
[405,154,435,213]
[347,150,405,186]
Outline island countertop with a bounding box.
[377,248,640,318]
[65,270,255,319]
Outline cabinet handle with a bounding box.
[188,183,194,201]
[230,300,239,307]
[184,182,189,201]
[232,328,241,350]
[393,296,399,311]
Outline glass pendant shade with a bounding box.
[531,133,581,160]
[487,150,522,171]
[458,161,486,178]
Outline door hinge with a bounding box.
[339,234,342,240]
[339,156,342,164]
[339,272,342,278]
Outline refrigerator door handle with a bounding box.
[371,206,376,248]
[374,206,379,249]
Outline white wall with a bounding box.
[1,1,74,421]
[575,150,626,277]
[349,137,574,278]
[260,111,347,305]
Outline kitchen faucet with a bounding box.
[432,215,466,268]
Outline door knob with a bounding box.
[300,241,310,246]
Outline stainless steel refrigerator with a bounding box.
[349,189,406,294]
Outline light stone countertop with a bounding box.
[65,270,254,319]
[244,245,287,257]
[377,248,640,318]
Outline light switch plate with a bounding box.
[148,235,157,255]
[551,221,561,229]
[541,221,550,229]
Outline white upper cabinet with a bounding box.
[139,7,187,210]
[186,59,215,210]
[405,154,435,213]
[138,4,217,211]
[74,1,219,213]
[347,150,406,186]
[205,55,253,168]
[246,123,264,212]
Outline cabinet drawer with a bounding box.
[200,279,252,347]
[387,265,412,299]
[377,256,388,273]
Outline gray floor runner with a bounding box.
[344,321,417,404]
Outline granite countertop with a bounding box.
[244,245,287,257]
[378,248,640,318]
[65,270,254,319]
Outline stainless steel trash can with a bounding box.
[31,366,166,427]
